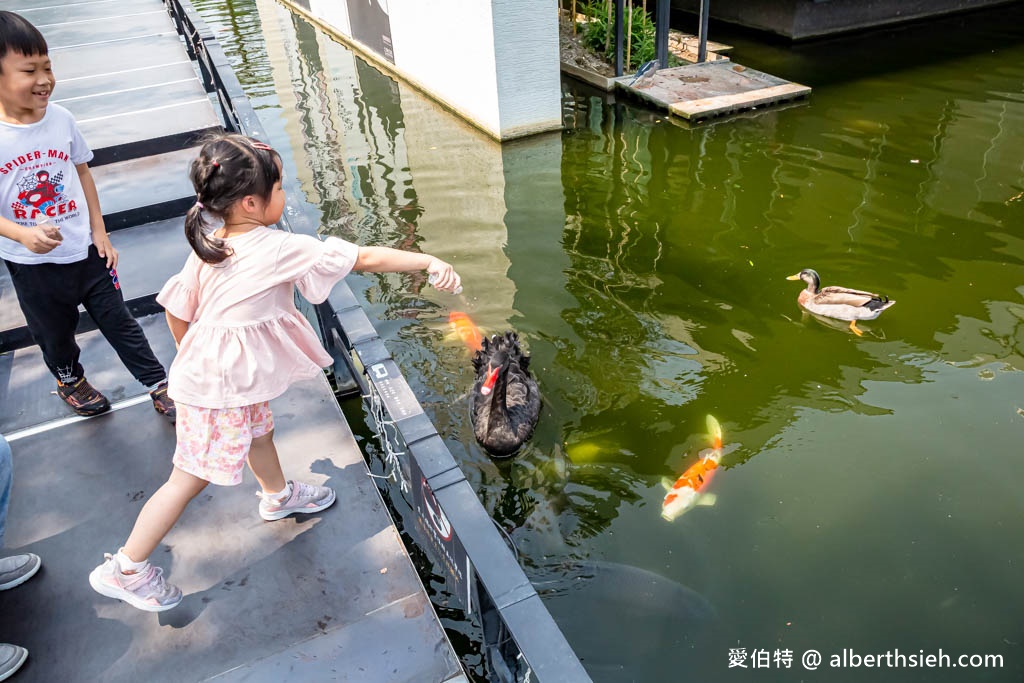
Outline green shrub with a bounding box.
[579,1,657,72]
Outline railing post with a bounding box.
[655,0,670,68]
[697,0,710,63]
[614,0,624,76]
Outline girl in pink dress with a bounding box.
[89,134,461,611]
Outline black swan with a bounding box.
[470,332,541,457]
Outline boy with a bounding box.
[0,11,175,421]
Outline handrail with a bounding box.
[161,1,590,680]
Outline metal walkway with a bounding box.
[0,1,465,681]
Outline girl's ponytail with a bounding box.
[185,134,282,264]
[183,198,231,264]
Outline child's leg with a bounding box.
[246,431,287,494]
[89,466,204,612]
[5,260,86,384]
[80,246,167,388]
[122,466,208,563]
[244,406,337,521]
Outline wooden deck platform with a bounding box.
[616,59,811,121]
[0,1,466,681]
[558,12,731,92]
[556,12,808,120]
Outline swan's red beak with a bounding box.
[480,366,500,395]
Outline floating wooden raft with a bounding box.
[616,60,811,121]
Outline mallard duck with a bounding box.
[471,332,541,457]
[786,268,895,336]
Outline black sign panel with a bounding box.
[409,456,473,612]
[346,0,395,63]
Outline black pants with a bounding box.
[4,246,166,387]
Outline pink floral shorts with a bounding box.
[173,401,274,486]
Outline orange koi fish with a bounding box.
[448,311,483,352]
[661,415,726,522]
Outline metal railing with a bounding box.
[162,1,590,680]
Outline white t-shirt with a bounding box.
[0,104,95,264]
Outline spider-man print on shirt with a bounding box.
[15,169,65,214]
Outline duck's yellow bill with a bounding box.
[786,274,801,280]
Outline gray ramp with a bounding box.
[31,9,172,50]
[0,379,465,683]
[54,61,199,102]
[8,0,164,26]
[50,33,191,82]
[93,147,200,228]
[19,1,221,164]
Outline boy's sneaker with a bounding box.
[56,378,110,416]
[0,644,28,681]
[149,380,176,423]
[259,480,336,521]
[0,553,41,591]
[88,553,182,612]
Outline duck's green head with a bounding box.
[786,268,820,292]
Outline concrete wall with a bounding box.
[671,0,1017,40]
[282,0,562,140]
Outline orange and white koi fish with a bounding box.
[661,415,728,522]
[448,311,484,352]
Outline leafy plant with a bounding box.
[578,1,659,72]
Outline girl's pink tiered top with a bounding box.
[156,227,358,408]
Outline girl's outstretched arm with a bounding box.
[354,247,461,293]
[166,310,189,348]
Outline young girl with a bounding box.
[89,134,461,611]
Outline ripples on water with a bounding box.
[194,1,1024,680]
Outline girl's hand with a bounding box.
[19,225,61,254]
[426,257,462,294]
[92,231,119,269]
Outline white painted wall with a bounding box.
[491,0,562,139]
[286,0,561,140]
[389,0,503,135]
[307,0,351,37]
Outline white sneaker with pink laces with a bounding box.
[258,480,336,521]
[88,553,182,612]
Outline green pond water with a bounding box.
[196,2,1023,680]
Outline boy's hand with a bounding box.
[93,231,119,269]
[426,257,462,294]
[19,225,61,254]
[40,223,63,242]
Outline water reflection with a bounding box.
[194,0,1024,679]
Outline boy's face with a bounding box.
[0,50,54,121]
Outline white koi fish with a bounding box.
[661,415,732,522]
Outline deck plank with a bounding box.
[32,11,173,50]
[670,82,812,119]
[54,61,199,102]
[13,0,165,26]
[50,33,191,81]
[92,147,199,223]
